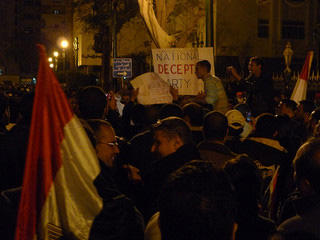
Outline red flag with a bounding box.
[291,51,314,103]
[15,44,102,240]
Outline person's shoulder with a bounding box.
[277,215,302,233]
[130,130,152,143]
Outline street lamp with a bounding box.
[53,51,59,71]
[60,39,68,71]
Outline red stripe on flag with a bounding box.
[299,51,313,81]
[15,44,73,240]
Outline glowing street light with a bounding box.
[48,57,53,62]
[49,63,54,68]
[53,51,59,71]
[61,40,69,49]
[59,39,69,71]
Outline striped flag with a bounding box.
[15,44,103,240]
[291,51,314,103]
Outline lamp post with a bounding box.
[283,42,293,89]
[48,57,54,69]
[53,51,59,71]
[61,39,68,72]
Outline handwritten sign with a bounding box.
[113,58,132,78]
[130,72,173,105]
[152,47,214,95]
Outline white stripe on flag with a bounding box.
[39,116,103,239]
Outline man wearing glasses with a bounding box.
[85,119,145,240]
[87,119,120,167]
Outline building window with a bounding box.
[258,19,269,38]
[54,10,60,14]
[282,21,305,39]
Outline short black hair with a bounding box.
[294,137,320,194]
[250,56,265,70]
[254,113,278,139]
[281,99,297,112]
[182,102,204,126]
[159,160,236,240]
[203,111,228,141]
[86,119,112,148]
[197,60,211,72]
[78,86,107,119]
[159,103,183,120]
[152,117,192,144]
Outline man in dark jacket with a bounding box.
[239,113,289,219]
[86,119,144,240]
[145,117,201,219]
[228,56,275,116]
[198,111,237,169]
[278,137,320,238]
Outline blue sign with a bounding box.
[113,58,132,78]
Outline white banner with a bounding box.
[152,47,214,95]
[130,72,173,105]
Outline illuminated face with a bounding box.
[248,60,261,78]
[151,130,179,158]
[278,102,287,115]
[95,125,120,167]
[195,64,207,79]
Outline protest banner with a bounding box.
[152,47,214,95]
[130,72,173,105]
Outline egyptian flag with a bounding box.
[291,51,314,103]
[15,44,103,240]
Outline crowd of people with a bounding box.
[0,57,320,239]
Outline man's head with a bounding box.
[86,119,119,167]
[224,155,262,212]
[159,160,237,240]
[203,111,228,141]
[293,137,320,196]
[159,103,183,120]
[182,102,204,127]
[254,113,279,139]
[195,60,211,79]
[248,56,264,78]
[78,86,107,119]
[278,99,297,118]
[226,110,245,136]
[295,100,315,124]
[151,117,192,158]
